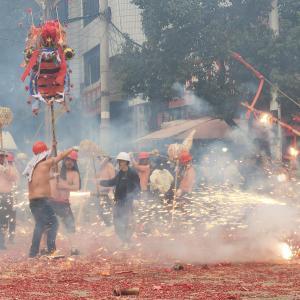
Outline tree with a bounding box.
[114,0,300,124]
[269,0,300,120]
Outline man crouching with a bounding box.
[23,141,75,258]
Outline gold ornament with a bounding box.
[0,107,13,149]
[0,107,13,127]
[64,47,75,60]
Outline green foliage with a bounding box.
[115,0,300,120]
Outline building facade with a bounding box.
[53,0,144,109]
[50,0,147,142]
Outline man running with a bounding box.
[100,152,140,247]
[23,141,74,258]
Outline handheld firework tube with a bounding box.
[241,103,300,137]
[231,52,265,119]
[242,102,300,159]
[113,288,140,296]
[21,20,75,114]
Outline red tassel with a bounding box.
[21,50,39,81]
[56,46,67,85]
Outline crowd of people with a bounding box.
[0,141,196,257]
[1,138,297,257]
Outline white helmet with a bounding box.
[116,152,131,162]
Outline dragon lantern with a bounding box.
[21,20,75,114]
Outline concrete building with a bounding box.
[52,0,144,108]
[51,0,147,143]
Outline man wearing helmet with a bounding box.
[0,151,19,250]
[131,152,151,193]
[23,141,75,257]
[100,152,140,246]
[176,151,196,198]
[50,150,81,255]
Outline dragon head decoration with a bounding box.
[41,21,60,47]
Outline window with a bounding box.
[84,45,100,87]
[82,0,99,26]
[50,0,68,23]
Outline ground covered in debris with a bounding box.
[0,234,300,300]
[2,187,300,299]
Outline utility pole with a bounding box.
[99,0,110,150]
[36,0,52,144]
[269,0,282,162]
[44,1,51,145]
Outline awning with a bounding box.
[175,118,231,140]
[137,117,273,143]
[137,118,229,142]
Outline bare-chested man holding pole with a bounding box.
[23,141,75,258]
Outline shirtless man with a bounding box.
[50,150,81,255]
[176,151,196,197]
[0,151,19,249]
[23,141,74,258]
[131,152,151,193]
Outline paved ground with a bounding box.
[0,236,300,300]
[1,187,300,299]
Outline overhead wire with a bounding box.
[264,77,300,110]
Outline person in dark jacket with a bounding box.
[100,152,140,245]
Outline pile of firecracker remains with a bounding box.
[1,185,300,299]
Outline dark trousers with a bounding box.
[0,193,14,247]
[113,201,133,243]
[29,198,58,257]
[50,201,76,233]
[97,194,113,226]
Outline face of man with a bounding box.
[0,155,6,165]
[65,158,75,170]
[118,160,129,171]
